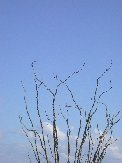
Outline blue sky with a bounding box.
[0,0,122,162]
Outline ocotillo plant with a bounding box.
[19,60,121,163]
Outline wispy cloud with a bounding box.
[23,122,122,162]
[43,122,67,141]
[105,137,122,162]
[0,124,122,163]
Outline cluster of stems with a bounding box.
[19,60,121,163]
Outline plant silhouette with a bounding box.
[19,60,121,163]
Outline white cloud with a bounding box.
[1,124,121,163]
[107,139,122,160]
[37,122,67,141]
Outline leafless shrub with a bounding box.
[19,60,121,163]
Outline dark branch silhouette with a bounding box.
[19,60,121,163]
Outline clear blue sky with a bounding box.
[0,0,122,162]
